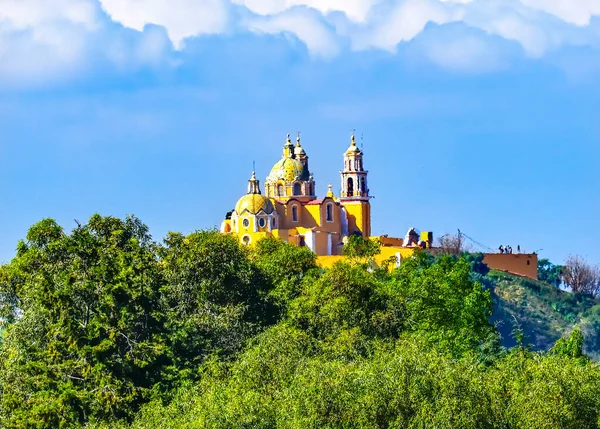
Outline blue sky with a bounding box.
[1,0,599,265]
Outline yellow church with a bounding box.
[220,132,539,279]
[220,133,430,265]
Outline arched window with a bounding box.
[347,178,354,197]
[277,184,284,196]
[361,177,366,195]
[291,205,298,222]
[293,183,301,196]
[326,203,333,222]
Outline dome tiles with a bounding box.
[235,193,274,215]
[267,157,306,183]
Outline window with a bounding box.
[291,205,298,222]
[299,236,306,247]
[326,203,333,222]
[277,184,284,196]
[293,183,301,196]
[272,218,277,228]
[242,235,251,246]
[347,178,354,197]
[242,218,250,228]
[361,177,366,195]
[258,218,266,228]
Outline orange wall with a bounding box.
[483,253,538,280]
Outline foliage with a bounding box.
[538,258,563,287]
[250,236,319,309]
[158,230,274,384]
[562,255,600,297]
[0,215,167,427]
[3,216,600,428]
[342,235,381,265]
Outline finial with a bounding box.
[361,133,364,150]
[296,131,301,146]
[327,183,334,198]
[286,133,291,142]
[252,160,256,173]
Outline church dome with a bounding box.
[345,135,361,154]
[267,157,307,183]
[235,193,274,215]
[294,145,306,156]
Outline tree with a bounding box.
[551,326,586,360]
[562,255,600,297]
[0,215,168,427]
[159,230,275,382]
[342,234,381,265]
[435,233,472,255]
[250,237,319,309]
[390,251,498,357]
[538,258,563,287]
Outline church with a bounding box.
[220,132,538,280]
[220,132,433,257]
[220,133,381,256]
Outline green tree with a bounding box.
[551,326,586,360]
[390,251,498,357]
[250,236,319,310]
[538,258,563,287]
[158,230,275,383]
[0,215,167,427]
[342,235,381,266]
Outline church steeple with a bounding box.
[283,133,294,158]
[339,131,371,238]
[247,170,261,194]
[340,132,369,201]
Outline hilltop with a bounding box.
[488,270,600,358]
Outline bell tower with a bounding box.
[340,132,371,237]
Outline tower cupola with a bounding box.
[340,133,369,201]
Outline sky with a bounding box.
[1,0,599,265]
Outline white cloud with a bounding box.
[353,0,464,51]
[518,0,600,26]
[245,7,340,57]
[0,0,599,85]
[233,0,380,22]
[0,0,99,85]
[98,0,229,48]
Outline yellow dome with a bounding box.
[267,157,306,183]
[235,193,274,215]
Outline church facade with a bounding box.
[220,133,374,256]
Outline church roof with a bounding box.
[267,157,308,183]
[235,193,274,215]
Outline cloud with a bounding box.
[232,0,380,22]
[0,0,599,85]
[244,7,341,57]
[98,0,229,49]
[0,0,98,85]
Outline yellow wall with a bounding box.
[342,201,371,237]
[317,246,415,269]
